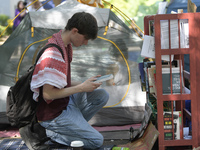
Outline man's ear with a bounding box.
[71,28,78,34]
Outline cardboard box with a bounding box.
[117,122,159,150]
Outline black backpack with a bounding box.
[6,43,64,128]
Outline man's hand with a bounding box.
[42,75,102,101]
[80,75,102,92]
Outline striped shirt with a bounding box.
[31,30,72,121]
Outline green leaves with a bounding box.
[104,0,166,30]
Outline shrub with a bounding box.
[0,25,6,36]
[0,15,13,36]
[0,15,10,26]
[6,19,13,35]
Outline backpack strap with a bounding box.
[35,43,64,64]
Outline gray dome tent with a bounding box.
[0,0,148,132]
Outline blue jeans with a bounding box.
[39,89,109,149]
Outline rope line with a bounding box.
[97,36,131,108]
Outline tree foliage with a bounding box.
[104,0,147,17]
[103,0,170,30]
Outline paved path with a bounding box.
[0,35,9,46]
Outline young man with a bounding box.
[21,12,109,150]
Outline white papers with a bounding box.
[160,20,169,49]
[141,18,189,62]
[180,19,189,48]
[161,19,179,49]
[170,19,179,49]
[161,19,189,49]
[141,35,174,61]
[141,35,155,59]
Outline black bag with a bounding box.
[6,43,64,128]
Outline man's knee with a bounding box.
[98,89,109,105]
[88,133,104,149]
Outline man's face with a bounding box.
[71,29,89,47]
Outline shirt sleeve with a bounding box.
[31,47,67,102]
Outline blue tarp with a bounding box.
[166,0,200,13]
[41,0,55,9]
[41,0,66,9]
